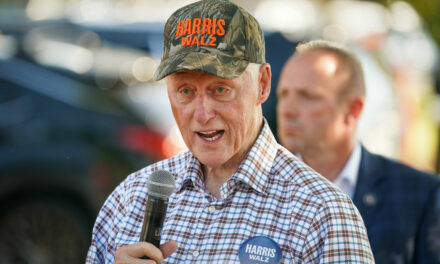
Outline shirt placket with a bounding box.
[185,191,223,262]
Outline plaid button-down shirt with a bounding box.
[87,122,374,263]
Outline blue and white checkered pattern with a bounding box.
[87,122,374,263]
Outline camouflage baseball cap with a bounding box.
[153,0,266,81]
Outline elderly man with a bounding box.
[277,40,440,263]
[87,2,373,263]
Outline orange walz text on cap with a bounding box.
[176,18,226,47]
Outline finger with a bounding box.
[137,242,164,263]
[116,255,156,264]
[115,242,163,264]
[160,240,178,259]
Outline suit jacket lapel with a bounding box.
[352,146,386,228]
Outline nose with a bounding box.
[194,94,216,124]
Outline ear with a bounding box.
[345,97,364,124]
[256,63,271,105]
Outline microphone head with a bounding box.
[147,170,176,199]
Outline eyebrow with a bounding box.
[276,86,288,96]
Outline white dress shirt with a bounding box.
[296,143,362,199]
[333,143,362,199]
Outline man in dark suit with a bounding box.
[276,40,440,263]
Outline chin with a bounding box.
[199,158,225,168]
[196,153,227,168]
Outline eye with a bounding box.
[216,87,225,93]
[299,91,317,100]
[277,89,288,99]
[210,85,234,101]
[176,86,195,103]
[178,86,194,96]
[181,88,191,95]
[213,86,231,95]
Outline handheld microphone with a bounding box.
[139,170,176,249]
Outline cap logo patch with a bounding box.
[176,18,226,47]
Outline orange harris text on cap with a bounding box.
[176,18,226,47]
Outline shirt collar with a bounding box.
[229,119,278,195]
[174,119,278,197]
[333,142,361,198]
[172,151,204,194]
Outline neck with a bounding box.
[302,140,355,182]
[202,165,235,198]
[203,117,264,198]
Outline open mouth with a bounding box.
[197,130,224,142]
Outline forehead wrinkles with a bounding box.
[166,69,254,89]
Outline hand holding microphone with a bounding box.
[114,241,177,264]
[115,170,177,263]
[140,170,176,247]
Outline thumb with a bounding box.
[160,240,178,259]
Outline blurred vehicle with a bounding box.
[0,22,178,263]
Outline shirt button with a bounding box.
[207,205,216,213]
[192,251,200,258]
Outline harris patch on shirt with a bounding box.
[238,236,282,264]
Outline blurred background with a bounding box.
[0,0,439,263]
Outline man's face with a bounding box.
[277,51,350,156]
[166,69,262,169]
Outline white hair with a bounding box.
[245,63,261,84]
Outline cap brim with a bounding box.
[153,52,249,81]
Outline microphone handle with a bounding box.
[139,196,168,248]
